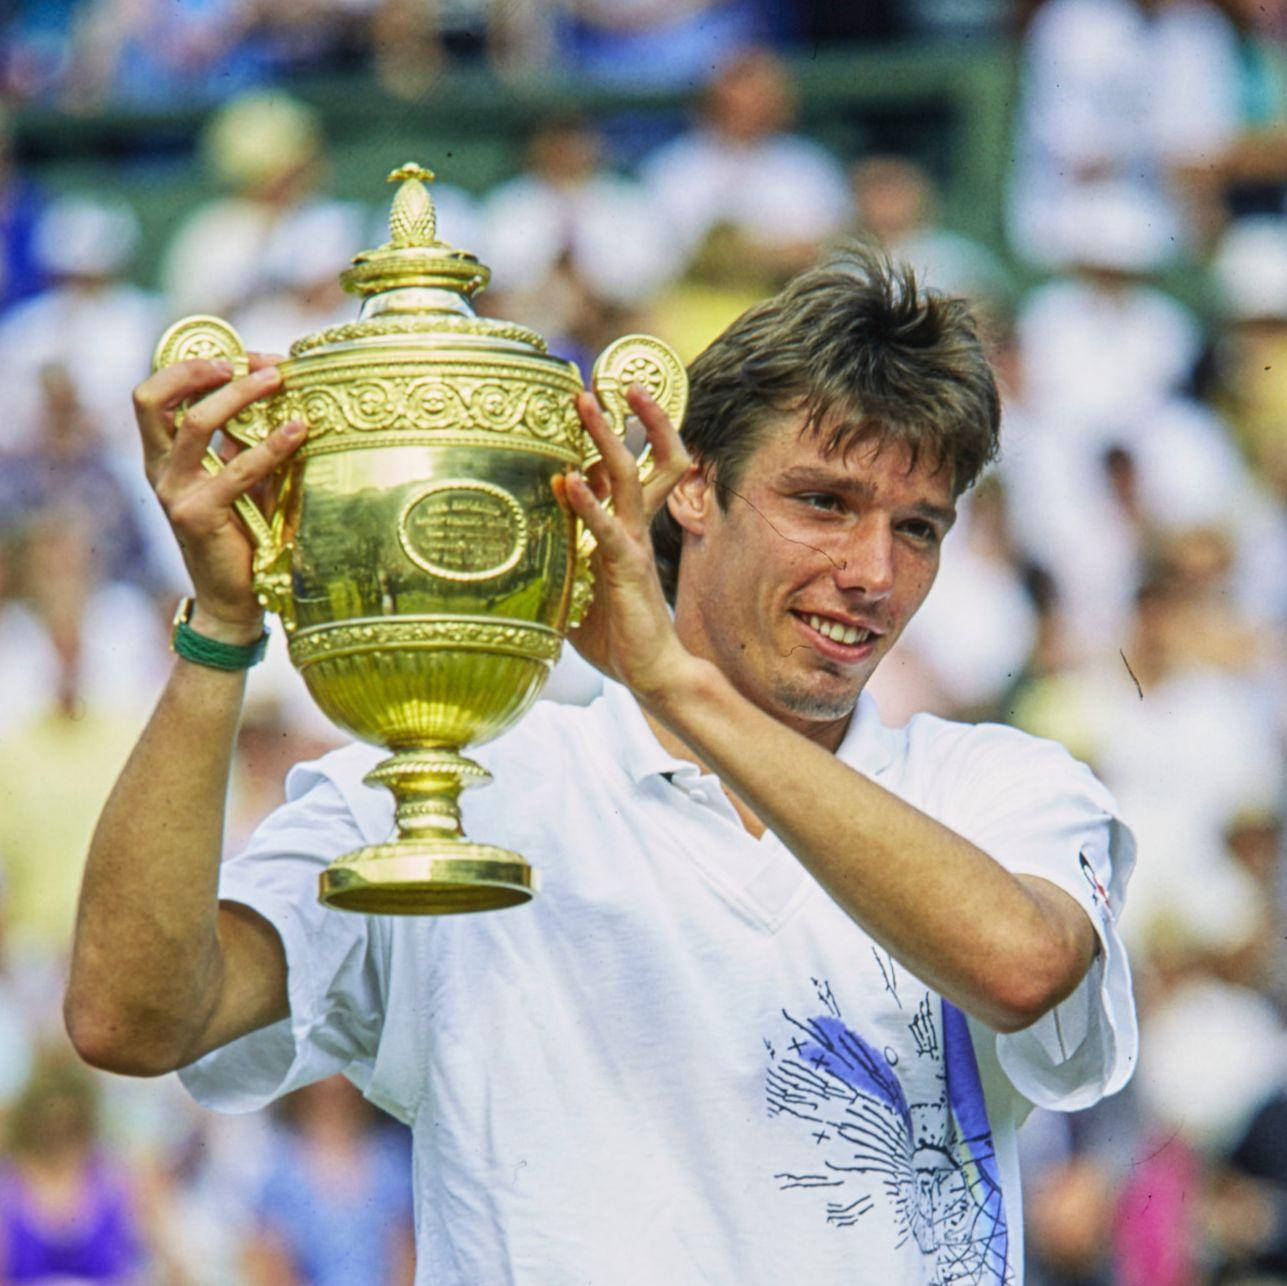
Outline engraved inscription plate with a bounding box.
[398,480,528,582]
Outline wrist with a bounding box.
[187,601,266,647]
[171,597,269,671]
[634,648,722,720]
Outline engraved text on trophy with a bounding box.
[398,480,528,581]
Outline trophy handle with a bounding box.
[152,316,296,629]
[569,335,689,625]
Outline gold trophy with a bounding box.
[155,164,688,915]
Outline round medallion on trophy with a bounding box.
[397,479,529,582]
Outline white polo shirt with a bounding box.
[182,683,1136,1285]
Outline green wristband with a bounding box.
[170,597,269,671]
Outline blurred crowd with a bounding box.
[1,0,1285,1281]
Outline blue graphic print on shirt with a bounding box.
[765,977,1012,1284]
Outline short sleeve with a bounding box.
[178,749,391,1114]
[948,727,1138,1111]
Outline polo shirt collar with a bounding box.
[600,680,694,784]
[598,678,899,784]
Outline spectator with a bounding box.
[640,46,850,281]
[160,90,330,320]
[0,0,78,104]
[844,154,1013,313]
[0,504,169,955]
[1210,214,1287,504]
[369,0,553,93]
[0,1051,148,1282]
[545,0,768,90]
[1008,0,1264,264]
[994,315,1146,658]
[232,198,370,356]
[244,1076,414,1285]
[0,192,161,456]
[478,115,678,369]
[0,363,172,594]
[68,0,268,111]
[1015,183,1203,443]
[1009,552,1283,959]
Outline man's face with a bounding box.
[670,417,956,748]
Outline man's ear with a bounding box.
[666,463,715,536]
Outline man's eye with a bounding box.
[799,493,842,512]
[900,520,939,543]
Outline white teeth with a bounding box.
[806,614,871,646]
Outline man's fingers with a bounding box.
[247,351,287,371]
[166,365,283,476]
[202,421,307,509]
[625,384,692,520]
[562,470,627,556]
[134,358,235,456]
[576,391,648,529]
[625,383,687,468]
[584,458,613,501]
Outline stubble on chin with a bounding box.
[770,668,862,723]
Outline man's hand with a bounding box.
[556,384,695,703]
[134,354,306,642]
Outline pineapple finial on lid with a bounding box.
[386,163,438,248]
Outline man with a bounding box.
[66,253,1135,1283]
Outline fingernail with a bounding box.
[211,360,233,376]
[257,365,281,383]
[281,420,306,439]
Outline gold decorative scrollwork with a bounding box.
[525,388,572,441]
[279,373,585,452]
[297,386,348,438]
[405,379,467,430]
[469,382,526,432]
[289,315,547,358]
[349,379,398,428]
[288,617,563,669]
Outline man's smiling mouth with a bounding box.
[791,611,883,648]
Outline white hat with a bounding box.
[1212,216,1287,321]
[1054,181,1179,273]
[35,194,140,277]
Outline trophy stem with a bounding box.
[317,749,537,915]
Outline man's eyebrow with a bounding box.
[912,500,958,529]
[777,465,873,494]
[777,467,957,528]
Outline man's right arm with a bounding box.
[65,657,289,1075]
[64,356,307,1076]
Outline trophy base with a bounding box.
[318,842,537,915]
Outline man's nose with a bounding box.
[833,517,895,598]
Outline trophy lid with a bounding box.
[290,163,551,359]
[341,163,490,299]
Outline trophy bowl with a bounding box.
[155,164,688,915]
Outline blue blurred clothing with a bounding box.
[0,1157,144,1282]
[553,1,766,90]
[0,179,47,317]
[255,1126,413,1286]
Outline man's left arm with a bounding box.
[561,387,1097,1035]
[656,664,1095,1033]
